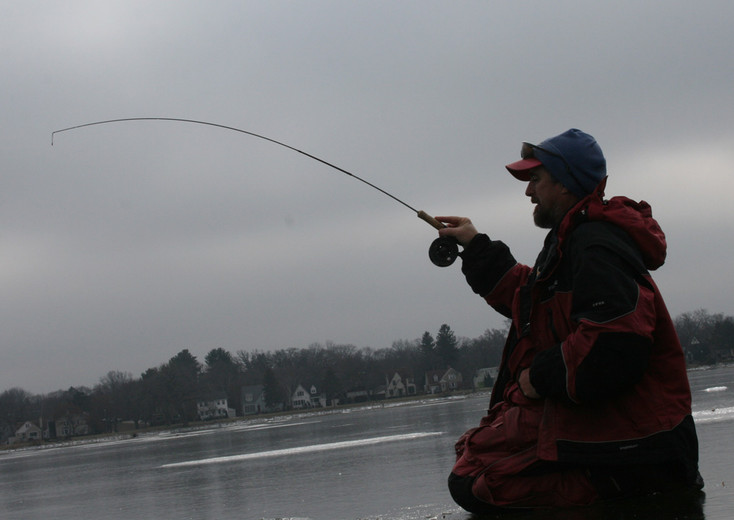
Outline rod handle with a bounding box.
[417,210,445,230]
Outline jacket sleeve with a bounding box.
[529,223,654,404]
[459,233,526,318]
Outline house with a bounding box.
[11,421,43,444]
[241,385,267,415]
[472,367,499,389]
[291,384,329,409]
[50,413,90,437]
[291,384,310,408]
[345,388,369,403]
[424,370,443,394]
[307,385,323,407]
[424,367,464,394]
[196,395,233,421]
[385,371,417,398]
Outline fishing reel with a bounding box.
[416,210,461,267]
[428,236,460,267]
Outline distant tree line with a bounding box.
[675,309,734,364]
[2,309,732,441]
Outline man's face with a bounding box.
[524,167,575,228]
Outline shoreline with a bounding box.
[5,362,730,455]
[1,390,484,455]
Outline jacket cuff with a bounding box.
[530,344,568,399]
[461,234,517,296]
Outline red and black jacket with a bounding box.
[459,183,699,477]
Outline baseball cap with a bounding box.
[505,128,607,197]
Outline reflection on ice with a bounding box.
[704,386,728,392]
[692,406,734,424]
[160,431,444,468]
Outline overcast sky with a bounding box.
[2,1,732,394]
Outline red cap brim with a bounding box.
[505,158,542,181]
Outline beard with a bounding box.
[532,203,557,229]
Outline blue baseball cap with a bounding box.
[505,128,607,197]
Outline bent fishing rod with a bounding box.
[51,117,460,266]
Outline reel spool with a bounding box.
[429,236,459,267]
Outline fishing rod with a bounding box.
[51,117,460,266]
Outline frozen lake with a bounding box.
[1,365,732,520]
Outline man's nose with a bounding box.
[525,182,533,197]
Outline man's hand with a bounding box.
[435,216,479,246]
[518,368,541,399]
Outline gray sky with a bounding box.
[2,1,733,394]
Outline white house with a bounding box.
[52,413,90,437]
[197,396,233,420]
[472,367,499,389]
[291,384,311,409]
[385,371,417,398]
[291,384,326,409]
[424,367,463,394]
[11,421,43,444]
[242,385,267,415]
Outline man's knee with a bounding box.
[448,465,599,511]
[448,472,499,515]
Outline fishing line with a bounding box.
[51,117,459,266]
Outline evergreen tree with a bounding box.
[204,347,234,369]
[163,349,201,423]
[420,331,435,356]
[320,366,342,405]
[202,347,243,413]
[435,324,459,367]
[262,367,283,410]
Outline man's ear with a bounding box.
[559,185,579,198]
[559,185,581,205]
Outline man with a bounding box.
[436,129,702,513]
